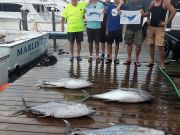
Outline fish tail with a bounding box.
[63,119,74,135]
[79,90,91,102]
[9,97,28,117]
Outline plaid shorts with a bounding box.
[124,29,143,47]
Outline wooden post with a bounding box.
[51,7,57,51]
[21,7,28,31]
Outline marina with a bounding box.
[0,39,179,135]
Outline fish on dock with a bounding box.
[35,78,93,89]
[64,120,165,135]
[82,88,153,103]
[12,98,96,118]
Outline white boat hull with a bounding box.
[0,30,48,72]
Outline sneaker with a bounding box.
[77,56,82,61]
[70,57,74,62]
[101,53,105,60]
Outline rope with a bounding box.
[159,65,180,98]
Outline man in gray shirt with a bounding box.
[123,0,149,66]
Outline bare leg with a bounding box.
[107,43,112,59]
[135,45,141,63]
[158,46,165,67]
[76,42,81,57]
[127,44,133,61]
[95,42,99,58]
[89,42,93,57]
[101,42,105,55]
[114,43,119,59]
[69,41,74,57]
[149,44,155,64]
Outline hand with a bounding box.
[159,21,167,27]
[140,9,144,16]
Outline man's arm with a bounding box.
[116,0,125,11]
[164,0,176,25]
[61,17,65,32]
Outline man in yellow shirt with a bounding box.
[61,0,88,62]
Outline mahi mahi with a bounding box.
[83,88,153,103]
[12,98,96,118]
[64,120,165,135]
[35,78,93,89]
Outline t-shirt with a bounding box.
[107,3,125,31]
[61,2,86,32]
[86,1,104,29]
[125,0,148,31]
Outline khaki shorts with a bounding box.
[147,26,165,46]
[124,29,143,47]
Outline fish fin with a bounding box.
[36,114,50,118]
[22,97,28,108]
[9,109,25,117]
[78,90,91,102]
[34,80,44,87]
[63,119,74,134]
[108,122,116,126]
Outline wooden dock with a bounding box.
[0,40,180,135]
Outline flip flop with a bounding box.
[159,65,166,70]
[134,62,141,66]
[145,63,154,67]
[123,61,131,65]
[114,59,120,64]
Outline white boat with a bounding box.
[0,30,48,72]
[0,0,67,31]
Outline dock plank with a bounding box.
[0,41,180,135]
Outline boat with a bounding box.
[0,0,67,31]
[0,30,49,72]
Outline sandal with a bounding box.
[114,59,120,64]
[96,57,100,63]
[134,62,141,67]
[105,59,112,64]
[145,63,154,67]
[88,56,93,63]
[159,65,166,70]
[123,60,131,65]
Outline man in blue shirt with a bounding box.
[105,0,124,64]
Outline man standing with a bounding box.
[61,0,87,62]
[99,0,111,61]
[146,0,176,69]
[123,0,148,67]
[105,0,124,64]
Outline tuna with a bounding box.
[83,88,153,103]
[35,78,93,89]
[64,120,165,135]
[12,98,96,118]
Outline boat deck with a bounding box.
[0,40,180,135]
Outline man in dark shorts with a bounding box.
[61,0,87,62]
[105,0,124,64]
[99,0,111,61]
